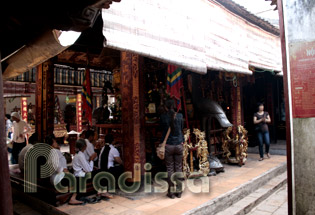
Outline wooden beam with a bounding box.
[3,30,70,80]
[121,51,146,180]
[0,51,14,215]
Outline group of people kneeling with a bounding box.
[18,129,123,206]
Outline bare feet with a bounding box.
[267,153,271,158]
[259,157,264,161]
[69,193,85,205]
[98,193,114,199]
[69,200,85,205]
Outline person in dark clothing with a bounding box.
[98,134,123,182]
[253,103,271,161]
[160,99,184,199]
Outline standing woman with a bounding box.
[253,103,271,161]
[160,99,184,199]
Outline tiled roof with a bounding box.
[215,0,279,35]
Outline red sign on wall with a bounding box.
[76,94,82,132]
[290,41,315,118]
[21,97,28,122]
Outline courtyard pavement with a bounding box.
[57,153,287,215]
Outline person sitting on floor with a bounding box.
[63,152,72,165]
[79,129,86,139]
[18,132,39,173]
[45,134,69,185]
[70,138,94,205]
[45,134,68,172]
[70,139,113,205]
[84,130,98,163]
[98,134,123,180]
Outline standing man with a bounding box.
[11,112,31,164]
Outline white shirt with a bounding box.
[6,119,12,134]
[12,120,31,143]
[54,149,67,173]
[73,151,94,177]
[84,139,97,161]
[98,144,120,170]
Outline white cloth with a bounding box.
[54,149,67,173]
[12,120,31,143]
[6,119,12,134]
[107,144,120,169]
[49,149,67,185]
[84,139,97,161]
[98,144,120,169]
[11,112,20,120]
[73,151,94,177]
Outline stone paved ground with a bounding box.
[57,154,287,215]
[248,184,288,215]
[247,140,287,156]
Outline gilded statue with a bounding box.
[222,125,248,166]
[194,129,210,177]
[182,129,192,179]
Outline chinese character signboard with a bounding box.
[21,97,28,122]
[76,94,82,132]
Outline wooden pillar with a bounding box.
[0,51,14,215]
[36,61,54,141]
[4,98,6,115]
[121,51,145,180]
[266,81,275,142]
[231,75,243,128]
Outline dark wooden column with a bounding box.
[121,51,146,181]
[0,51,14,215]
[266,81,276,142]
[277,0,292,212]
[36,61,55,141]
[231,75,243,128]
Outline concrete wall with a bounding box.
[293,118,315,214]
[283,0,315,214]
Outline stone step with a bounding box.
[184,161,287,215]
[13,199,42,215]
[12,187,68,215]
[216,172,287,215]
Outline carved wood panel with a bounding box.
[121,51,145,180]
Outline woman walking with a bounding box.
[160,99,184,199]
[253,103,271,161]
